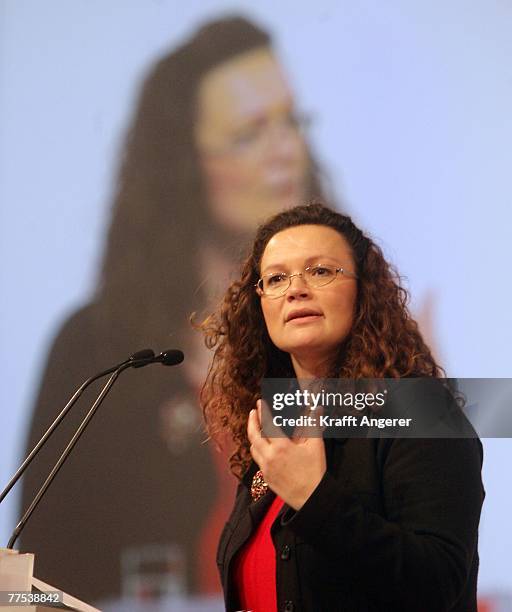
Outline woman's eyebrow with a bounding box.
[261,255,343,274]
[304,255,342,265]
[230,99,296,133]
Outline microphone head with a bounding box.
[158,349,185,366]
[129,348,155,368]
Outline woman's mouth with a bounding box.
[285,309,323,324]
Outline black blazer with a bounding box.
[217,434,484,612]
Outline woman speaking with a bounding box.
[200,203,484,611]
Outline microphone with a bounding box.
[153,349,185,366]
[129,348,157,367]
[6,348,184,549]
[0,348,156,506]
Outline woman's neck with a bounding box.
[291,353,333,380]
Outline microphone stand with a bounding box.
[4,348,184,548]
[7,369,121,549]
[0,350,154,505]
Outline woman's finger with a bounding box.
[247,409,266,465]
[247,408,258,443]
[247,408,268,446]
[259,398,283,440]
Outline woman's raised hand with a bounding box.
[247,399,326,510]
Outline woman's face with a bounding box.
[259,225,358,371]
[195,47,309,234]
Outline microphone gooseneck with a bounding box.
[0,348,154,506]
[129,348,156,367]
[5,347,184,549]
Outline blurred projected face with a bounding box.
[195,47,309,233]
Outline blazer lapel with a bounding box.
[221,461,277,605]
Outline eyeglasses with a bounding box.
[255,264,357,298]
[200,110,312,158]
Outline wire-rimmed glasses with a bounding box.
[199,110,312,158]
[255,264,357,298]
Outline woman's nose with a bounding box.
[262,117,304,162]
[286,273,310,299]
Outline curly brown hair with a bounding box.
[199,203,442,478]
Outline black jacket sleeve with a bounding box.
[281,437,484,610]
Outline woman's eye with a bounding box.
[267,274,286,286]
[232,129,259,148]
[311,266,333,277]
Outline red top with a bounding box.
[233,495,285,612]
